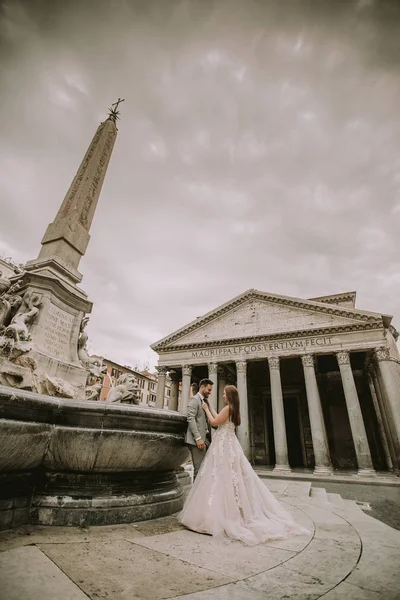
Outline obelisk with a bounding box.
[27,100,122,287]
[0,101,123,398]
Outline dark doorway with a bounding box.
[284,394,306,468]
[250,392,275,465]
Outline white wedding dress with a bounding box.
[179,420,309,546]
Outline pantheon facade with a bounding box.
[151,289,400,475]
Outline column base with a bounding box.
[313,465,334,476]
[357,468,376,477]
[273,464,291,473]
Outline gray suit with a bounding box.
[185,392,209,479]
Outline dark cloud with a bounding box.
[1,0,399,368]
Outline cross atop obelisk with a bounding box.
[26,101,123,286]
[108,98,125,122]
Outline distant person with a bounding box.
[185,379,213,479]
[179,385,309,545]
[190,382,198,396]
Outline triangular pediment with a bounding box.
[152,289,384,350]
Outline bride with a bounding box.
[179,385,309,546]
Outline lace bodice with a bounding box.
[218,419,235,432]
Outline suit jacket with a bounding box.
[185,392,209,446]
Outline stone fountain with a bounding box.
[0,101,189,530]
[0,385,189,529]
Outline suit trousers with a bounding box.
[188,444,207,480]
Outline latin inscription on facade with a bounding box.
[191,336,333,359]
[42,305,75,359]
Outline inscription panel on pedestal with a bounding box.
[40,304,75,361]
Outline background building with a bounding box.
[152,288,400,475]
[0,256,22,279]
[99,358,180,408]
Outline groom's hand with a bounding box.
[196,439,206,450]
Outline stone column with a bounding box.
[301,355,333,475]
[268,357,290,472]
[217,366,227,411]
[236,361,251,459]
[181,365,192,415]
[168,370,180,412]
[366,365,393,470]
[370,362,398,471]
[336,351,375,475]
[208,363,218,412]
[374,347,400,466]
[155,366,167,409]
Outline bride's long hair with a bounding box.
[225,385,241,427]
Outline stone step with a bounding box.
[260,479,291,496]
[326,493,345,507]
[282,481,312,498]
[310,487,329,501]
[341,498,365,513]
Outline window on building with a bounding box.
[111,368,122,379]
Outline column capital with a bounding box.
[301,354,315,368]
[208,363,218,374]
[268,356,280,370]
[336,351,350,366]
[375,346,391,362]
[236,360,247,373]
[182,364,192,376]
[156,366,167,376]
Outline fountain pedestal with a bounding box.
[0,386,190,529]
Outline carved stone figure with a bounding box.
[0,291,41,359]
[106,373,140,404]
[86,382,103,401]
[78,316,107,379]
[0,280,24,330]
[0,357,36,390]
[42,374,77,398]
[0,270,11,296]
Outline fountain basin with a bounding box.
[0,386,190,529]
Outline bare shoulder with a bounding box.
[217,405,230,424]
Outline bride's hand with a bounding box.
[201,401,208,412]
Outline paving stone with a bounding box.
[129,528,296,578]
[313,521,359,545]
[0,545,88,600]
[344,532,400,597]
[39,539,233,600]
[283,536,360,585]
[171,579,272,599]
[134,515,185,537]
[0,522,144,552]
[321,581,387,599]
[245,563,336,599]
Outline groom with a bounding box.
[185,378,213,480]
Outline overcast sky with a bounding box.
[0,0,399,370]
